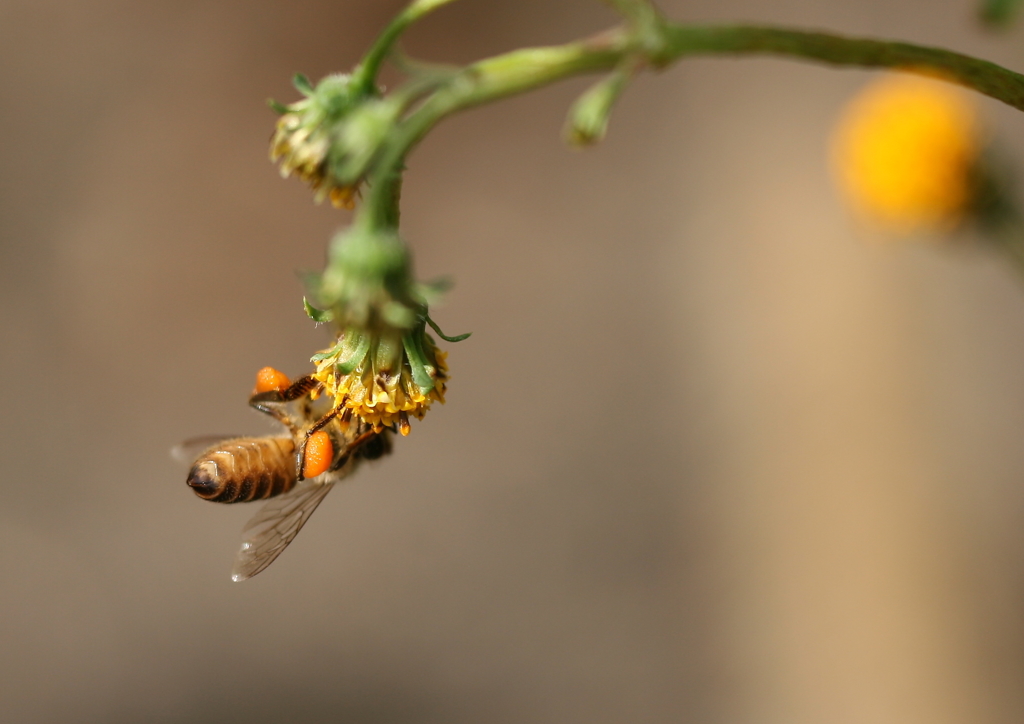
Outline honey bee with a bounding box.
[184,368,392,581]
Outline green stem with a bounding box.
[360,21,1024,209]
[377,169,404,229]
[363,32,628,210]
[352,0,463,94]
[660,25,1024,109]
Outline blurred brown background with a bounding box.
[4,0,1024,722]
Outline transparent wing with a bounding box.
[170,435,239,465]
[230,478,336,582]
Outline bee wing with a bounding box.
[230,478,336,582]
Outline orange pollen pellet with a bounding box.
[302,431,333,479]
[255,366,291,393]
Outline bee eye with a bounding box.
[302,431,334,479]
[255,366,291,393]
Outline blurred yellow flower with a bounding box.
[831,74,982,233]
[271,109,360,210]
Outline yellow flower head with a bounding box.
[303,216,468,435]
[311,324,449,434]
[271,119,359,208]
[831,74,982,233]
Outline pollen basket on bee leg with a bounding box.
[302,431,334,479]
[255,367,291,394]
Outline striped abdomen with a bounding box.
[187,437,297,503]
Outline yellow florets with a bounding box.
[831,74,981,233]
[271,111,360,210]
[311,328,448,433]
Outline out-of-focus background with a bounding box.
[4,0,1024,722]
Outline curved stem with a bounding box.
[661,25,1024,110]
[363,31,629,210]
[352,0,464,94]
[361,21,1024,212]
[375,168,404,229]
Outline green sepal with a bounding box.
[425,314,471,342]
[267,98,290,115]
[310,338,344,362]
[336,332,371,374]
[303,297,334,323]
[292,73,314,95]
[372,333,402,373]
[402,331,435,394]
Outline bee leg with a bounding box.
[322,428,382,475]
[352,430,377,447]
[249,376,323,434]
[250,375,321,405]
[307,404,343,437]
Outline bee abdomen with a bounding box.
[187,437,296,503]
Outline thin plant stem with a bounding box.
[352,0,463,94]
[660,25,1024,110]
[360,21,1024,216]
